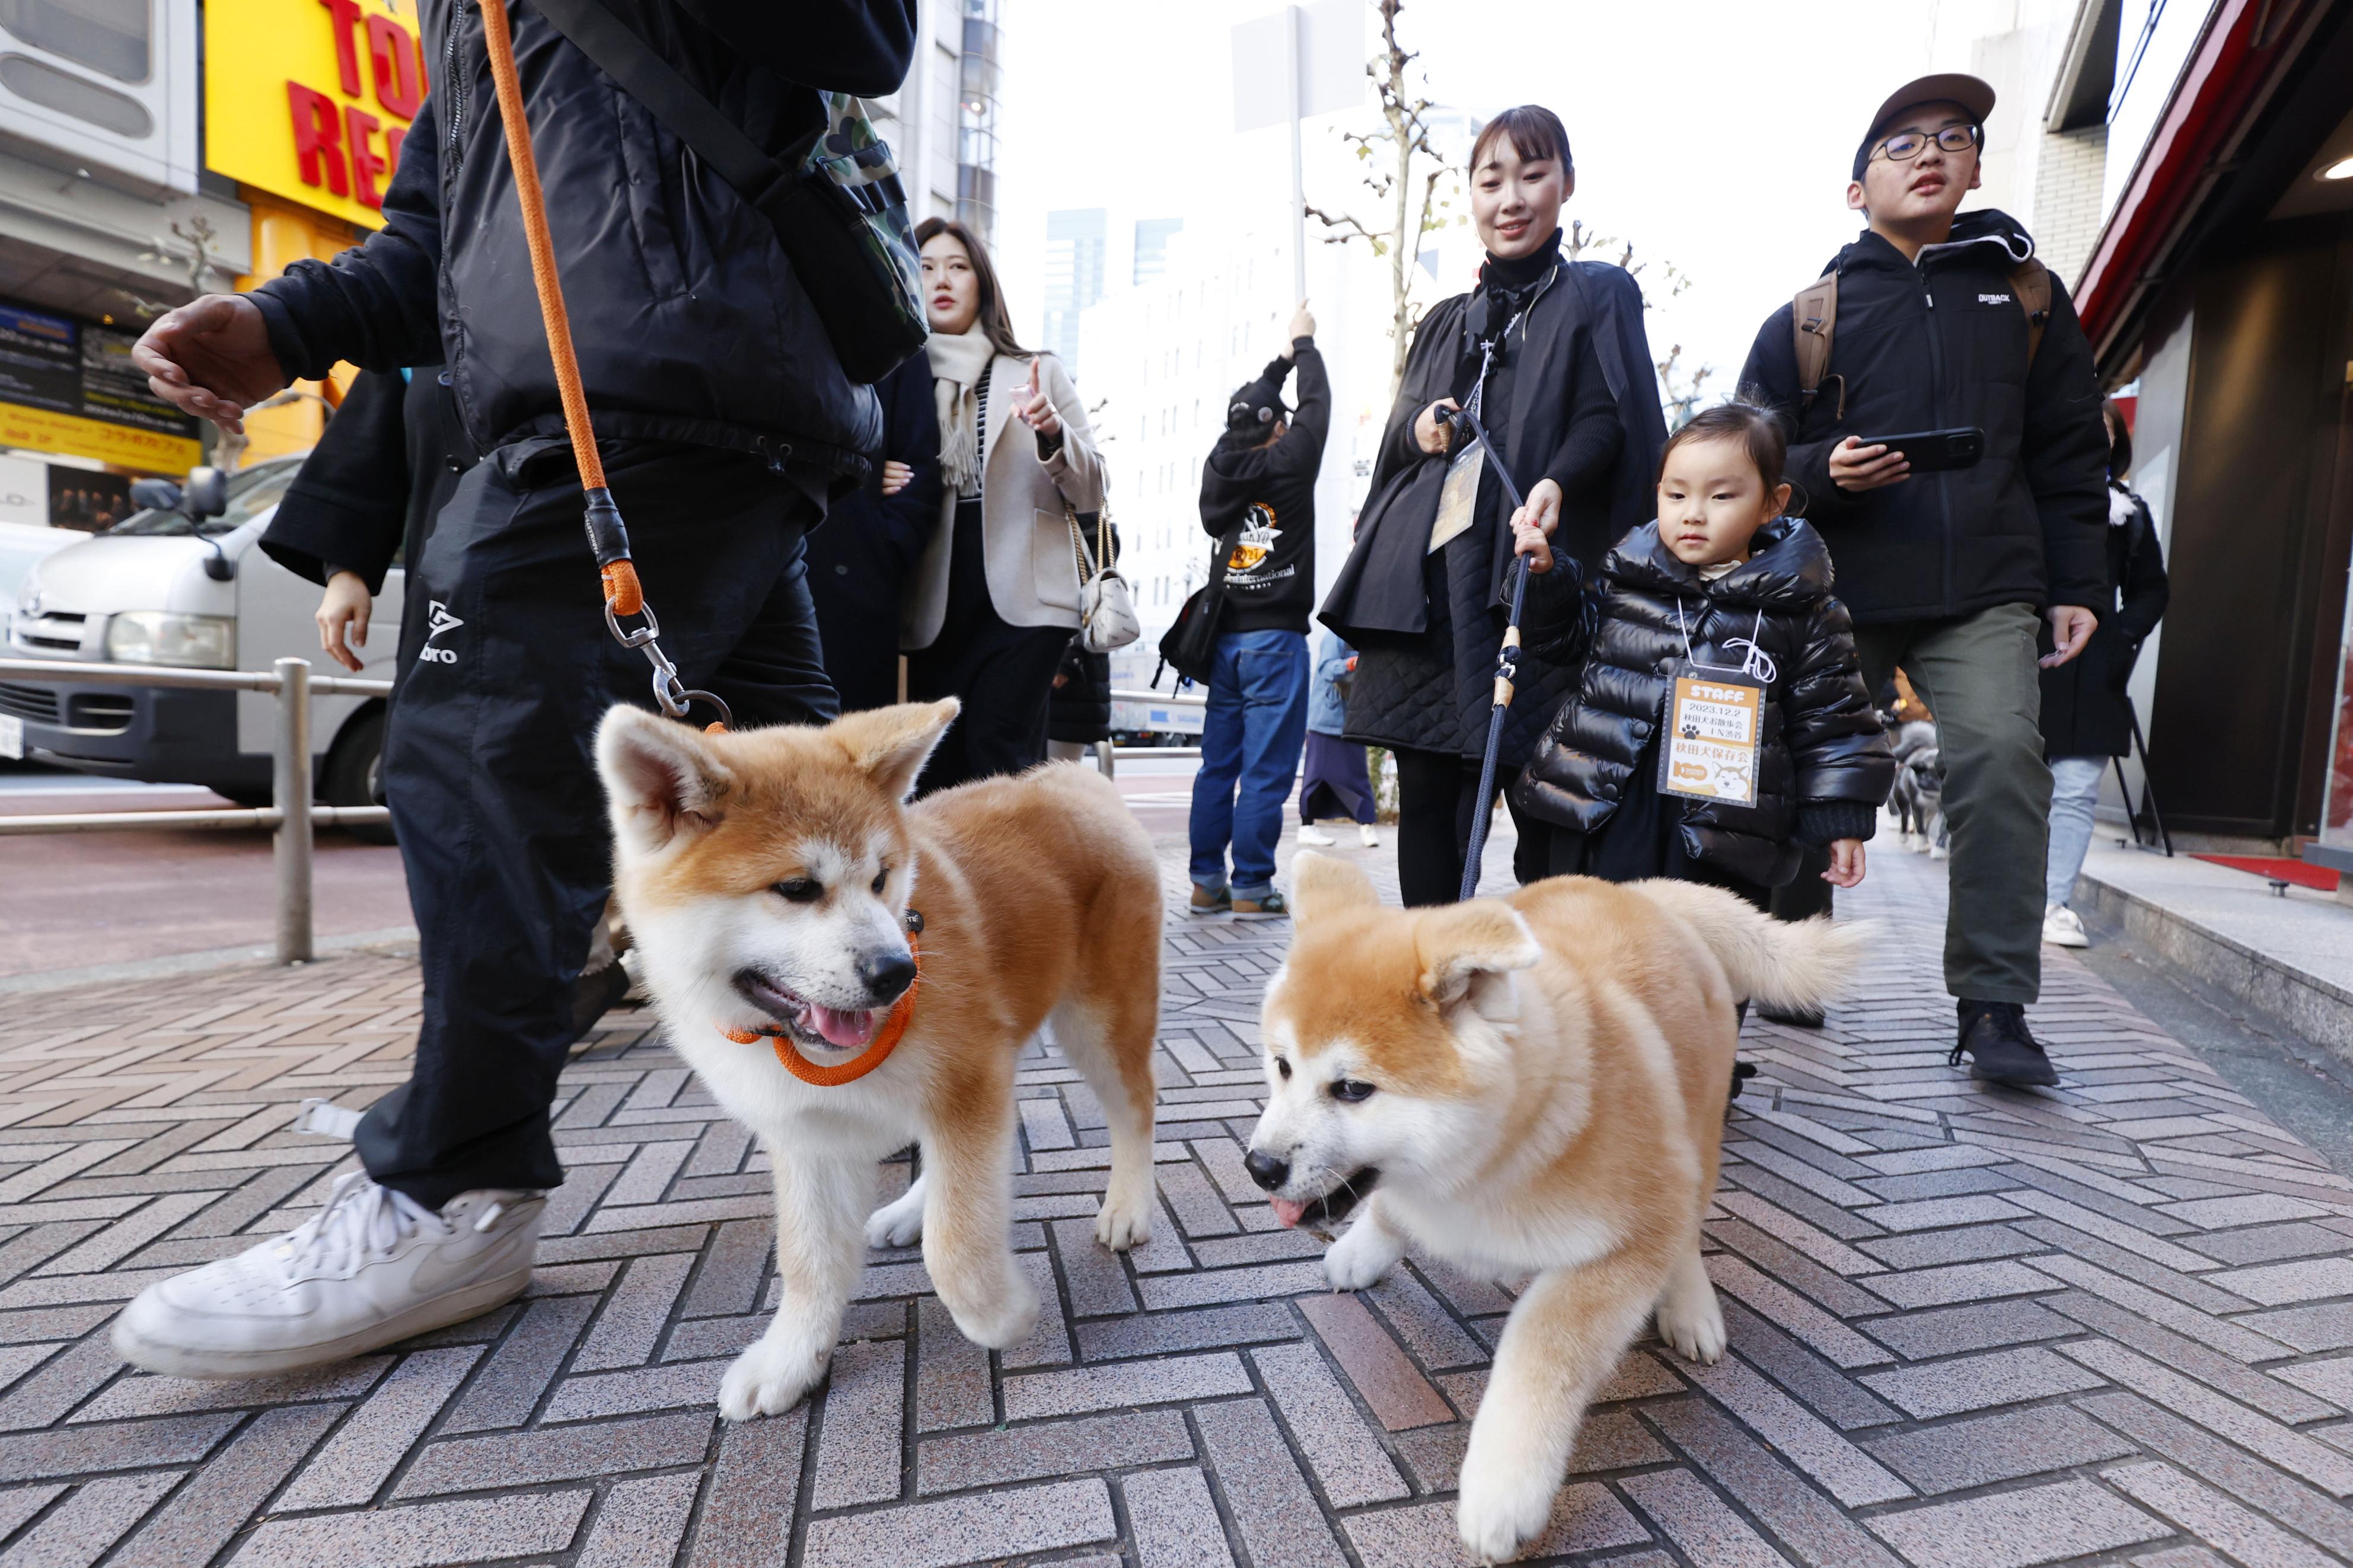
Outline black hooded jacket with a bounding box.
[250,0,916,493]
[1739,209,2109,624]
[1324,256,1666,765]
[1198,341,1329,635]
[1512,518,1896,889]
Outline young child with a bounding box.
[1508,398,1895,915]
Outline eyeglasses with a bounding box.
[1870,124,1982,163]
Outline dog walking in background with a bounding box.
[1245,855,1867,1562]
[598,701,1162,1420]
[1886,720,1949,857]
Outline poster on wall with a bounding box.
[0,454,46,527]
[47,471,133,534]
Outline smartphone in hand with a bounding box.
[1855,426,1984,473]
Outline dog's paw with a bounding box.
[1455,1457,1555,1564]
[1094,1187,1153,1251]
[1654,1293,1727,1365]
[946,1270,1039,1350]
[718,1334,829,1422]
[1322,1216,1403,1292]
[865,1192,924,1250]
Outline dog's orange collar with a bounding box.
[719,919,922,1088]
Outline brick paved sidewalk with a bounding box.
[3,842,2353,1566]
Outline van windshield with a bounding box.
[109,461,303,538]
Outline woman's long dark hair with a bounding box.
[2103,397,2133,483]
[916,216,1026,357]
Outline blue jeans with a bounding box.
[1190,629,1310,898]
[2045,755,2106,908]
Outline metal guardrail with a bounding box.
[1100,687,1207,777]
[0,656,393,964]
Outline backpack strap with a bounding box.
[2010,258,2052,368]
[1791,272,1844,421]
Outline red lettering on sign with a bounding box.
[345,104,387,208]
[287,82,350,197]
[366,15,423,119]
[316,0,366,96]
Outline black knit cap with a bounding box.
[1226,372,1289,436]
[1851,72,1995,181]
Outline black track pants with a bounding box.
[359,440,836,1208]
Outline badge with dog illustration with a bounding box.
[1658,662,1764,806]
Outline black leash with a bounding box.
[1437,400,1535,903]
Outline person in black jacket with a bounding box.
[1322,106,1665,906]
[1512,401,1893,903]
[1737,73,2109,1088]
[806,349,942,711]
[1047,636,1112,762]
[1187,306,1327,918]
[116,0,918,1381]
[2041,401,2167,949]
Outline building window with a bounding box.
[0,0,149,84]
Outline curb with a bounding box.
[2074,870,2353,1061]
[0,926,420,997]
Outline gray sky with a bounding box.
[991,0,1941,394]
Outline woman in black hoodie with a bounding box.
[1320,106,1665,905]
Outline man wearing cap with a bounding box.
[1188,304,1329,918]
[1740,74,2109,1087]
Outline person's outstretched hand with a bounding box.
[2040,605,2097,668]
[131,295,287,436]
[315,571,371,673]
[1823,839,1866,887]
[1283,301,1314,355]
[881,459,913,496]
[1013,357,1061,439]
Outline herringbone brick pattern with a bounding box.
[1,841,2351,1565]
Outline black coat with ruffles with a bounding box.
[1512,518,1896,888]
[1322,258,1665,766]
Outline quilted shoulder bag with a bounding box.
[1068,504,1140,653]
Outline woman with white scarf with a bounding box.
[901,218,1106,793]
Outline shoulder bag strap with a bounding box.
[2010,258,2052,368]
[1792,271,1841,420]
[534,0,818,214]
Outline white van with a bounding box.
[1,458,401,835]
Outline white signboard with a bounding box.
[1232,0,1364,133]
[0,454,47,527]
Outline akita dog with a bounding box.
[1246,855,1866,1563]
[597,700,1161,1421]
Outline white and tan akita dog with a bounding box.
[1246,854,1867,1563]
[596,700,1161,1421]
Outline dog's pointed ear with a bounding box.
[1414,900,1541,1020]
[833,699,959,801]
[1292,852,1379,925]
[597,705,734,855]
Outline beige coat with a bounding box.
[902,352,1105,650]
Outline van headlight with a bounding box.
[104,611,236,669]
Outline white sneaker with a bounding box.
[2042,903,2090,949]
[112,1171,541,1380]
[1296,824,1337,845]
[1357,823,1380,848]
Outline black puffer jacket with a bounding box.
[1739,210,2109,624]
[251,0,914,488]
[1512,518,1896,887]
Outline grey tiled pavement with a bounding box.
[5,839,2353,1566]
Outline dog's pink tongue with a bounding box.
[1268,1197,1307,1229]
[810,1006,879,1049]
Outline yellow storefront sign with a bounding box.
[0,405,201,474]
[205,0,424,232]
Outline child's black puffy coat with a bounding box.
[1512,517,1895,887]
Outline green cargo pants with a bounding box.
[1856,602,2051,1005]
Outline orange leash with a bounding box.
[477,0,718,721]
[721,933,922,1087]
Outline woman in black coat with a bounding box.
[1047,635,1112,758]
[2040,401,2168,947]
[805,349,942,712]
[1319,106,1665,905]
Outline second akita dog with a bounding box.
[1246,854,1865,1563]
[597,700,1160,1421]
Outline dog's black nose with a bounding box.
[857,948,917,1004]
[1243,1149,1290,1192]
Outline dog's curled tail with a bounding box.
[1632,879,1877,1016]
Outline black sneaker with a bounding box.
[1757,1004,1825,1029]
[1951,1000,2059,1087]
